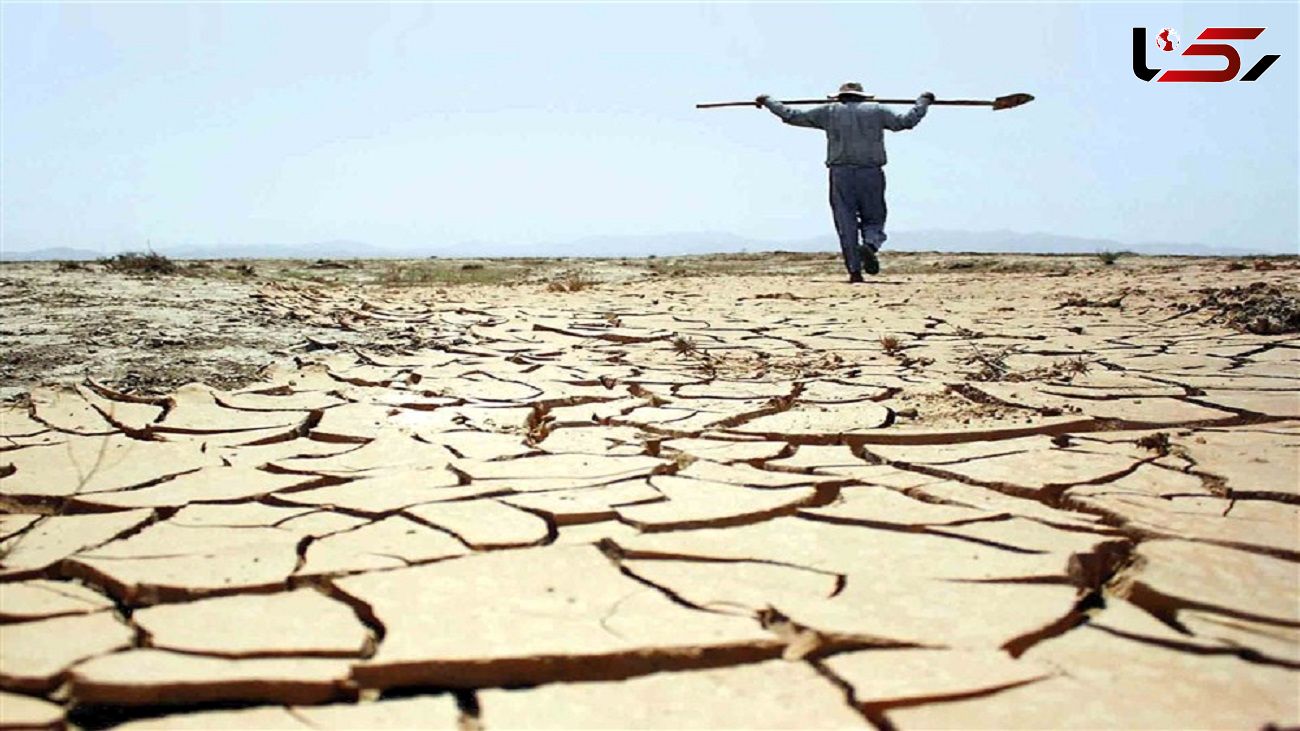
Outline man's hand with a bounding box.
[919,91,936,103]
[755,94,771,108]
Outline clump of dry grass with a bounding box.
[55,261,89,272]
[879,334,902,354]
[647,261,691,278]
[546,272,595,292]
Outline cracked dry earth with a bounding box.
[1,262,1299,730]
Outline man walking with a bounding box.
[757,82,934,282]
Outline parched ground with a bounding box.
[1,252,1298,729]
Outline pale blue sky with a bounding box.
[3,2,1297,254]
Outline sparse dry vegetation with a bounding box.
[4,251,1294,400]
[1060,292,1126,309]
[964,343,1090,383]
[1195,282,1300,335]
[100,252,177,276]
[1034,356,1091,381]
[378,261,515,287]
[307,259,352,270]
[546,272,595,292]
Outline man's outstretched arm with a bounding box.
[882,92,935,131]
[756,94,830,129]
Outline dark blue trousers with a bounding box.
[829,165,887,274]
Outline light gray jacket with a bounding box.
[762,97,931,167]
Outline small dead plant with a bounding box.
[670,335,717,377]
[1023,356,1091,383]
[963,343,1016,382]
[966,344,1091,383]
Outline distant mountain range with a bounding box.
[0,240,391,262]
[2,230,1290,261]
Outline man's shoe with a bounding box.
[848,272,865,284]
[861,247,881,275]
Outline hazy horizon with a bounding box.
[3,226,1289,260]
[3,3,1297,256]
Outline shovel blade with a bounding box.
[992,93,1035,110]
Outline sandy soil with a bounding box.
[0,251,1297,729]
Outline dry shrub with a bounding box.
[100,252,177,276]
[308,259,351,270]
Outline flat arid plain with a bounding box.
[1,251,1298,729]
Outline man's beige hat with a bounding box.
[829,81,871,99]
